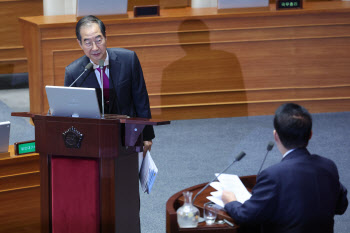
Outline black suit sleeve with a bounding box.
[130,52,155,141]
[335,182,348,215]
[224,170,278,224]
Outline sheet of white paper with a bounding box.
[215,173,252,204]
[210,190,222,197]
[206,196,225,208]
[147,151,158,193]
[139,152,150,192]
[139,151,158,194]
[209,181,223,191]
[206,173,252,206]
[138,152,143,172]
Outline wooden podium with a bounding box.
[166,175,257,233]
[13,112,169,233]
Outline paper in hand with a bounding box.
[139,151,158,194]
[206,173,252,207]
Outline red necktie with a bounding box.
[96,66,110,101]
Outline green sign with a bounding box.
[18,142,36,154]
[277,0,302,9]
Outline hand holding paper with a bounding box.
[139,151,158,194]
[206,174,252,207]
[221,190,237,205]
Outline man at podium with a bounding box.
[222,103,348,233]
[64,15,154,154]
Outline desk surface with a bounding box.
[20,2,350,26]
[0,145,38,159]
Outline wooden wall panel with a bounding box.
[0,187,40,233]
[20,2,350,120]
[149,86,350,106]
[0,150,40,233]
[0,0,42,74]
[0,155,39,176]
[0,172,40,190]
[128,0,190,11]
[0,0,42,46]
[151,99,350,120]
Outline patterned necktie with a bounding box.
[96,66,110,101]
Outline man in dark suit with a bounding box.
[222,103,348,233]
[64,15,154,153]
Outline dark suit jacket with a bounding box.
[225,148,348,233]
[64,48,155,141]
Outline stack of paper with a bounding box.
[139,151,158,194]
[206,173,252,207]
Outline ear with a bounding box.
[309,130,313,140]
[274,130,281,144]
[77,39,83,49]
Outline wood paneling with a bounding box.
[0,171,39,190]
[0,0,42,74]
[160,0,188,8]
[128,0,189,11]
[0,155,39,176]
[0,187,40,233]
[20,2,350,120]
[0,147,40,233]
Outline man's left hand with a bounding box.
[143,140,153,157]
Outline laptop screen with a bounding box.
[0,121,10,153]
[45,86,101,119]
[76,0,128,17]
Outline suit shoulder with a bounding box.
[109,47,135,55]
[259,160,293,181]
[310,153,338,170]
[66,55,89,71]
[108,48,137,60]
[259,165,280,182]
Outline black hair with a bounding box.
[273,103,312,149]
[76,15,106,43]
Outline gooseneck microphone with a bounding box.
[69,63,93,87]
[192,151,246,204]
[99,60,105,119]
[257,141,275,176]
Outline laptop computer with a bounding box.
[0,121,10,153]
[76,0,128,17]
[45,86,101,119]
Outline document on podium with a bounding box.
[139,151,158,194]
[206,173,252,207]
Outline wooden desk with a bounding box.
[0,146,40,233]
[19,2,350,120]
[166,175,256,233]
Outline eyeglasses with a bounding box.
[83,37,105,48]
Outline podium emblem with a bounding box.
[62,127,84,148]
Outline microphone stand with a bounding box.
[99,60,105,119]
[257,142,274,175]
[192,151,246,204]
[69,63,93,87]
